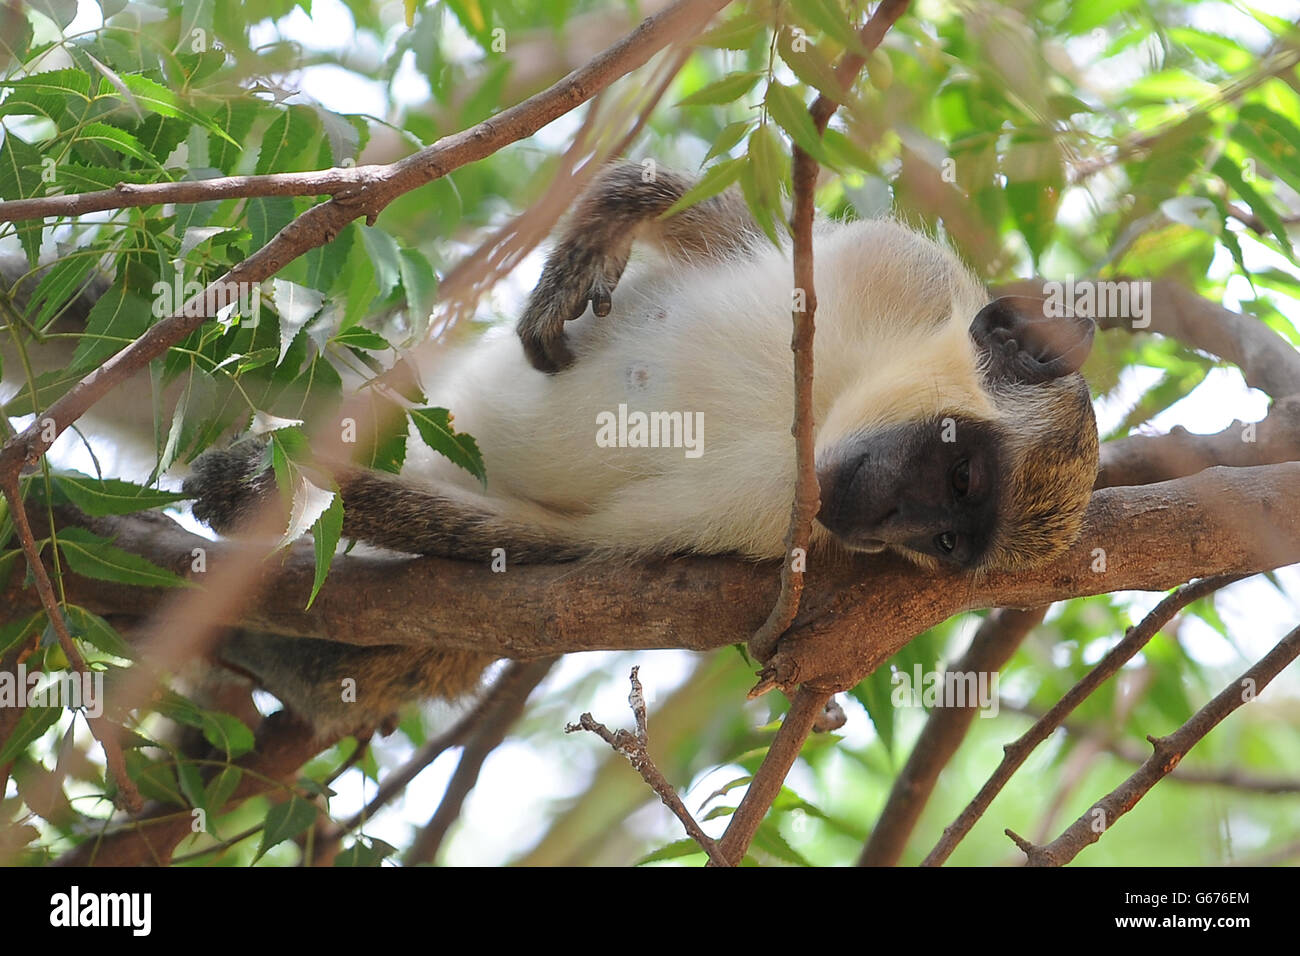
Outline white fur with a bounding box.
[404,220,992,559]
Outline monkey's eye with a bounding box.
[951,458,971,498]
[935,531,957,554]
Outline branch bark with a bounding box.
[9,462,1300,687]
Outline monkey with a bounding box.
[182,161,1100,735]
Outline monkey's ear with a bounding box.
[969,296,1095,384]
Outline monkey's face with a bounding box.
[815,295,1099,573]
[815,417,1006,569]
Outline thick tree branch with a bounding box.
[8,463,1300,685]
[1098,394,1300,488]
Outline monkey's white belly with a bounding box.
[405,219,991,558]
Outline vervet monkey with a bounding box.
[186,161,1100,733]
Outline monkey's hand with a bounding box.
[516,235,633,373]
[183,438,278,534]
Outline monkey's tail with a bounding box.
[216,631,495,737]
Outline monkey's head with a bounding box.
[816,296,1099,573]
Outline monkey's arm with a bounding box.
[184,441,591,563]
[517,160,761,373]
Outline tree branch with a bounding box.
[565,667,723,865]
[748,0,911,662]
[858,606,1046,867]
[712,684,830,865]
[1012,621,1300,866]
[404,658,556,864]
[8,463,1300,686]
[920,574,1244,867]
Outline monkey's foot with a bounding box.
[184,437,277,534]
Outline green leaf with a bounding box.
[0,67,91,99]
[789,0,865,52]
[256,794,319,861]
[117,73,239,145]
[1213,155,1295,258]
[56,526,190,588]
[764,82,829,164]
[677,71,762,107]
[0,131,45,262]
[0,706,60,764]
[74,122,165,169]
[177,759,205,809]
[201,712,256,759]
[697,13,766,50]
[126,750,185,806]
[246,195,295,253]
[660,156,745,219]
[851,665,896,754]
[409,407,486,484]
[52,473,187,516]
[70,279,155,372]
[703,121,753,164]
[27,254,100,331]
[255,105,318,175]
[307,493,343,610]
[778,34,848,106]
[752,819,814,866]
[204,766,242,814]
[334,838,397,867]
[1232,104,1300,197]
[64,605,135,660]
[397,247,438,339]
[634,838,708,865]
[333,328,392,351]
[0,611,46,658]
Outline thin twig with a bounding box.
[1013,621,1300,866]
[859,606,1046,866]
[921,574,1245,866]
[566,666,723,864]
[712,684,831,865]
[1004,700,1300,794]
[748,0,911,663]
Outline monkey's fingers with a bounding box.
[516,289,582,373]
